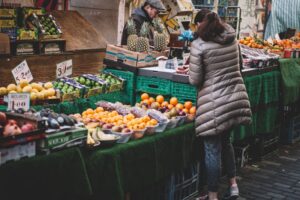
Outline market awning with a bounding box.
[264,0,300,40]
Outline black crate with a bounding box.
[10,40,39,55]
[167,162,200,200]
[39,39,66,54]
[281,114,300,144]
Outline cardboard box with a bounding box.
[105,44,167,68]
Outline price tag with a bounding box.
[56,59,73,78]
[11,60,33,84]
[7,93,30,112]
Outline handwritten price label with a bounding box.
[8,93,30,111]
[56,59,73,78]
[11,60,33,84]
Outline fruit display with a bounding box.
[239,36,300,53]
[0,80,58,102]
[240,44,280,68]
[74,74,106,97]
[0,111,43,138]
[97,72,124,92]
[136,22,150,52]
[53,77,87,101]
[36,108,79,132]
[17,28,38,40]
[153,18,168,52]
[126,18,138,51]
[136,93,196,119]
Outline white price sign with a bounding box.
[11,60,33,84]
[8,93,30,112]
[56,59,73,78]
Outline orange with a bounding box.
[156,95,164,104]
[143,99,151,105]
[167,104,174,110]
[170,97,178,106]
[161,101,169,107]
[149,97,155,104]
[86,108,94,115]
[176,103,184,110]
[183,108,189,114]
[96,107,104,113]
[184,101,193,109]
[141,93,149,100]
[189,106,196,115]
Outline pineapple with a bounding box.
[127,19,138,51]
[153,18,168,52]
[136,22,150,52]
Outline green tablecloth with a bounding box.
[279,59,300,105]
[0,148,92,200]
[83,123,196,200]
[0,123,196,200]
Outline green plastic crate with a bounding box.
[104,69,136,105]
[137,76,172,95]
[38,128,87,150]
[260,71,281,104]
[243,75,263,107]
[171,82,197,101]
[176,96,197,106]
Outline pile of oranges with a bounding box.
[239,37,265,49]
[79,107,158,131]
[140,93,196,115]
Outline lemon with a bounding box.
[44,82,53,89]
[19,79,29,88]
[22,85,32,93]
[7,84,17,92]
[0,87,7,95]
[37,92,45,100]
[30,93,37,101]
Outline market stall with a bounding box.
[0,1,300,200]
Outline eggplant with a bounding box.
[48,118,60,129]
[60,114,75,126]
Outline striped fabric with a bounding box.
[264,0,300,39]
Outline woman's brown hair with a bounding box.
[197,12,226,42]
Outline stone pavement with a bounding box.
[220,142,300,200]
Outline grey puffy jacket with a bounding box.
[189,25,252,137]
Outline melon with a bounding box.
[22,85,32,93]
[0,87,7,95]
[19,79,29,88]
[7,84,17,92]
[44,82,53,89]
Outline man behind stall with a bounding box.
[121,0,166,45]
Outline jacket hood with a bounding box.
[213,24,236,45]
[132,8,152,22]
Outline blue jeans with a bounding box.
[203,131,236,192]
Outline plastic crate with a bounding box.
[260,71,281,104]
[137,76,172,95]
[281,114,300,144]
[171,82,197,102]
[104,69,136,105]
[167,162,199,200]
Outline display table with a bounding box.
[0,123,196,200]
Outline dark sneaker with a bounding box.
[222,185,239,200]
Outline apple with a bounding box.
[0,112,7,125]
[112,126,122,132]
[122,128,132,134]
[21,123,34,133]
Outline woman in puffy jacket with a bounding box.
[189,12,252,200]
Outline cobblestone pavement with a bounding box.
[219,142,300,200]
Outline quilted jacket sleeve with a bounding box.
[189,40,204,87]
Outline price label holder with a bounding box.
[11,60,33,84]
[56,59,73,78]
[7,93,30,112]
